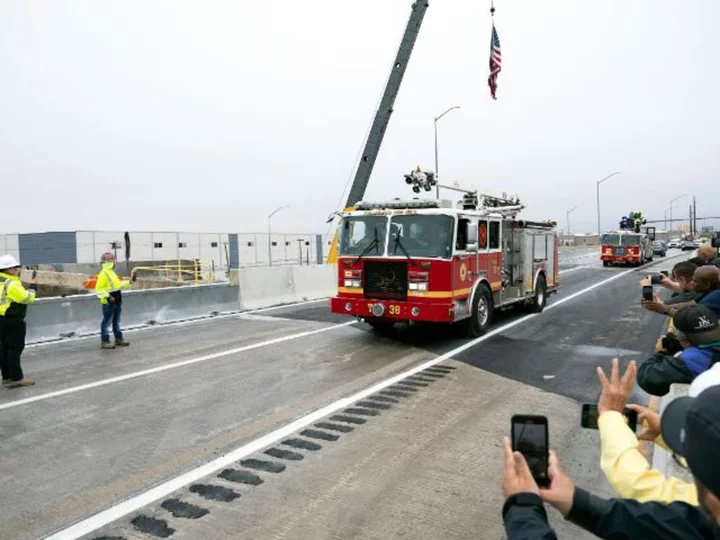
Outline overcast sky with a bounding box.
[1,0,718,237]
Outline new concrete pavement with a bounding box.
[0,247,688,540]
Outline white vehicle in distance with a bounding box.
[668,238,681,248]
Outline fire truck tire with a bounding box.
[530,274,547,313]
[464,284,493,338]
[603,261,610,267]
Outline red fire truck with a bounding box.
[329,172,559,336]
[600,227,655,267]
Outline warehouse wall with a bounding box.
[5,230,322,267]
[18,232,77,266]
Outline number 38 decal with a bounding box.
[389,305,401,315]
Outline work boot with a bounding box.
[115,339,130,347]
[7,378,35,388]
[101,341,116,350]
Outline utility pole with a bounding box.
[596,172,621,237]
[693,196,697,236]
[566,205,580,237]
[268,205,289,267]
[433,105,461,198]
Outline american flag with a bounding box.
[488,23,502,100]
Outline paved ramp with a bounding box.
[0,250,686,540]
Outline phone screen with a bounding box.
[581,404,638,431]
[642,285,654,301]
[511,415,549,488]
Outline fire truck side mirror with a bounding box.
[467,222,479,243]
[466,222,479,252]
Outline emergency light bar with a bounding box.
[355,200,443,210]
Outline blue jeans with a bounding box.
[101,303,123,342]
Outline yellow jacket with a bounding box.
[599,410,697,505]
[94,263,130,304]
[0,272,36,317]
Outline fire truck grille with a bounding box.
[364,261,408,301]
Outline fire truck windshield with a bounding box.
[389,215,454,259]
[602,233,642,246]
[338,216,388,256]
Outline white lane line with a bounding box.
[558,265,591,275]
[27,298,329,349]
[44,266,637,540]
[0,322,355,412]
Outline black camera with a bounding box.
[661,332,685,355]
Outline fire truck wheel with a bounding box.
[603,261,610,267]
[464,284,493,338]
[530,274,547,313]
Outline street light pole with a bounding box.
[433,105,461,199]
[268,205,289,267]
[668,194,688,236]
[566,205,581,236]
[596,171,621,237]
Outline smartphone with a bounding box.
[642,285,654,301]
[660,271,669,277]
[511,415,549,488]
[581,404,638,431]
[650,275,664,285]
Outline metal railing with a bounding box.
[131,259,216,284]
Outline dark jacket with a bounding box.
[637,347,720,396]
[503,489,720,539]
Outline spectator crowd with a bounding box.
[501,243,720,538]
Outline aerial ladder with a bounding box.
[326,1,429,264]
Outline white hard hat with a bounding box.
[0,254,20,270]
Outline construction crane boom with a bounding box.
[343,1,429,208]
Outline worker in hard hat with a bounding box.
[95,252,135,349]
[0,254,37,388]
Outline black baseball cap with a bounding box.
[661,364,720,498]
[673,305,720,346]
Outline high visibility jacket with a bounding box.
[0,272,37,320]
[95,264,130,304]
[599,410,698,505]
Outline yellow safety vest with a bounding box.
[94,265,130,304]
[0,272,36,316]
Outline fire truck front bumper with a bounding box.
[330,296,456,323]
[601,254,640,264]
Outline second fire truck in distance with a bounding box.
[600,228,656,267]
[329,170,559,336]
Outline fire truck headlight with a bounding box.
[344,279,361,288]
[417,282,428,291]
[345,302,353,312]
[411,307,420,317]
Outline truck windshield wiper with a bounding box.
[354,228,381,264]
[392,232,412,261]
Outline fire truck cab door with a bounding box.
[453,217,477,298]
[477,218,502,294]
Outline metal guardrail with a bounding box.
[131,259,216,284]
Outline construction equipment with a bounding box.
[327,1,429,264]
[329,170,559,336]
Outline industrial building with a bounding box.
[0,230,328,269]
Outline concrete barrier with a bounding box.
[23,264,337,344]
[238,264,335,311]
[26,283,239,344]
[292,265,336,301]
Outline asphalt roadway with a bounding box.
[0,247,687,540]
